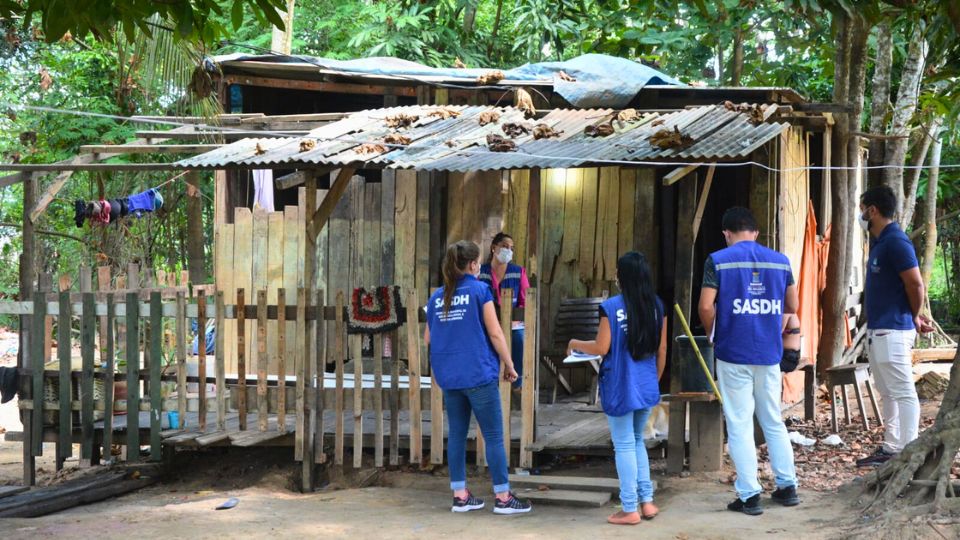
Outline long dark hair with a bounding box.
[442,240,480,315]
[617,251,659,359]
[486,232,513,264]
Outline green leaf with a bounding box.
[231,0,245,30]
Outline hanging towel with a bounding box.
[153,188,164,211]
[252,170,275,212]
[74,199,87,228]
[108,199,122,223]
[128,188,157,216]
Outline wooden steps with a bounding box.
[516,488,611,507]
[509,473,619,493]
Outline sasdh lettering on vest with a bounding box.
[434,294,470,309]
[732,298,782,315]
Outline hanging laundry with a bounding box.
[252,170,274,212]
[128,187,162,217]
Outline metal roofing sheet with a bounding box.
[177,104,791,172]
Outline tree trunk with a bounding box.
[882,23,927,218]
[867,23,892,187]
[919,135,942,286]
[186,171,207,285]
[729,27,744,86]
[270,0,296,55]
[487,0,504,58]
[901,117,940,231]
[463,6,477,37]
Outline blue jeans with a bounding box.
[716,360,797,501]
[606,408,654,512]
[443,380,510,494]
[511,328,524,389]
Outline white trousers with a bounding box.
[867,328,918,453]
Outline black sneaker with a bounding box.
[493,492,532,515]
[727,494,763,516]
[771,485,801,506]
[452,491,485,513]
[856,447,895,468]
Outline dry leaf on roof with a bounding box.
[649,126,693,149]
[427,107,461,120]
[254,142,267,155]
[502,122,532,138]
[299,139,317,152]
[356,143,388,155]
[514,88,535,118]
[383,133,411,146]
[445,140,457,147]
[477,70,505,85]
[478,110,501,126]
[454,57,466,69]
[584,123,615,137]
[650,118,665,127]
[558,70,576,82]
[722,101,766,124]
[616,108,640,122]
[385,113,418,129]
[486,134,516,152]
[533,124,562,140]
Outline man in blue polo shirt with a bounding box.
[856,186,934,467]
[699,207,799,516]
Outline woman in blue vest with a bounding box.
[567,252,666,525]
[479,232,531,389]
[424,240,533,515]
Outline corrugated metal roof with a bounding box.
[177,104,790,172]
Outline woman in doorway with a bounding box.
[424,240,533,515]
[479,232,530,390]
[567,251,667,525]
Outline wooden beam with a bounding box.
[225,74,419,97]
[28,154,96,223]
[80,144,221,155]
[792,102,853,113]
[662,164,700,186]
[135,130,307,140]
[276,168,335,191]
[691,164,716,243]
[307,167,356,239]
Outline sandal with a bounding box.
[640,502,659,520]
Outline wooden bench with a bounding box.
[823,363,882,432]
[543,296,606,404]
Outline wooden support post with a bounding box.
[125,291,140,461]
[663,164,700,186]
[30,286,45,460]
[688,401,723,472]
[57,285,72,470]
[406,289,422,466]
[20,173,37,485]
[527,170,541,280]
[519,288,537,469]
[499,288,513,466]
[373,333,384,468]
[691,164,716,244]
[215,291,226,431]
[257,290,268,432]
[197,290,207,431]
[295,287,306,461]
[277,289,286,432]
[352,334,363,469]
[429,351,444,465]
[175,292,187,430]
[389,329,400,466]
[314,290,326,464]
[301,171,319,491]
[80,289,95,465]
[149,292,162,460]
[237,289,247,431]
[307,167,357,239]
[334,291,345,466]
[102,294,115,460]
[667,175,698,474]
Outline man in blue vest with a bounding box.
[855,185,934,468]
[699,207,800,516]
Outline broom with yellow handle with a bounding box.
[673,303,723,405]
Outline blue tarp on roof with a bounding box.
[209,53,684,108]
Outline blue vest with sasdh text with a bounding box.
[479,263,523,307]
[598,295,663,417]
[712,241,791,366]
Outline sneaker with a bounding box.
[727,494,763,516]
[771,485,801,506]
[451,491,485,513]
[856,447,895,468]
[493,492,532,515]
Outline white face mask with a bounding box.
[496,247,513,264]
[858,211,871,232]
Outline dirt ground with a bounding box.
[0,345,957,539]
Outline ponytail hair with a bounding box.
[617,251,659,359]
[442,240,481,314]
